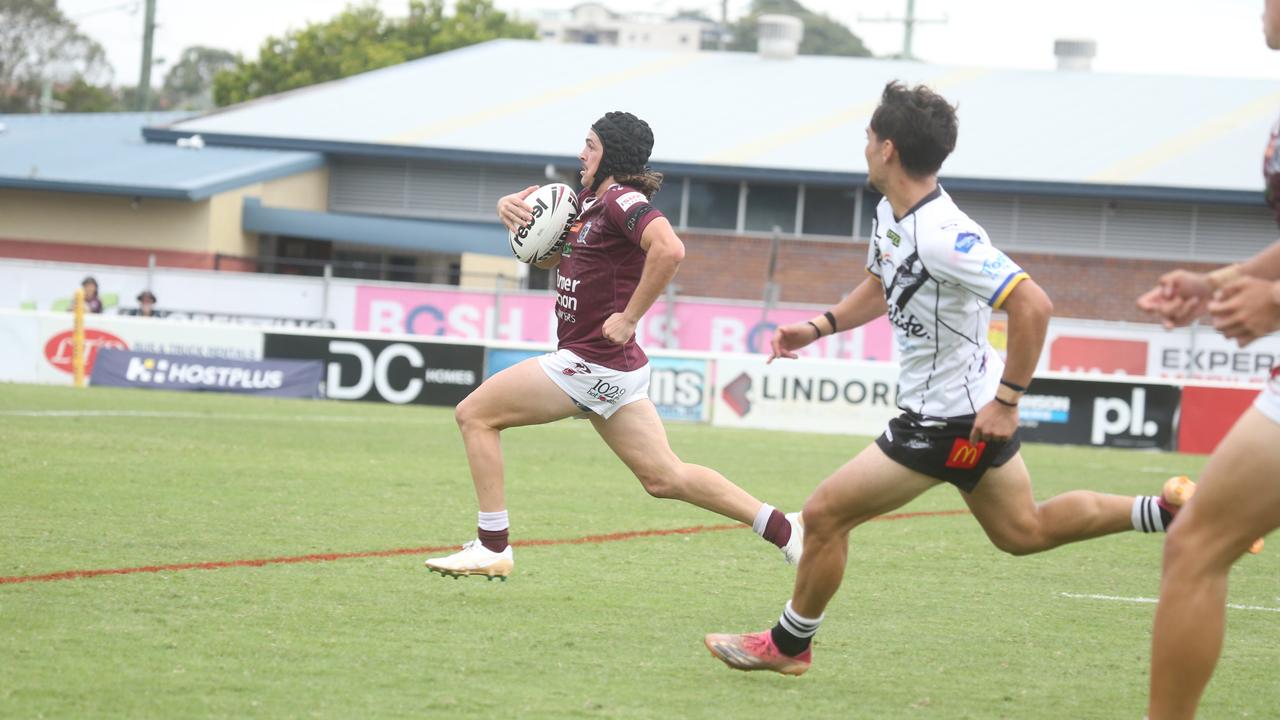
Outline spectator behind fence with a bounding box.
[128,290,164,318]
[79,276,103,313]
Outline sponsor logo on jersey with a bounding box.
[625,204,654,232]
[886,229,902,247]
[577,220,594,244]
[588,378,627,405]
[615,191,647,211]
[887,305,930,338]
[562,362,592,377]
[981,253,1012,278]
[954,232,981,253]
[944,438,987,469]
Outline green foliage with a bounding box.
[53,77,117,112]
[213,0,535,107]
[2,384,1279,718]
[0,0,113,112]
[728,0,871,57]
[160,46,238,111]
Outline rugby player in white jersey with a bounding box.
[705,81,1191,676]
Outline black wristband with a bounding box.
[806,320,822,339]
[999,379,1027,393]
[994,396,1018,408]
[823,310,838,334]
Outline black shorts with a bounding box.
[874,411,1021,493]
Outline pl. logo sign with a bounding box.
[1091,388,1158,445]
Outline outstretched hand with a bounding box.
[768,323,819,364]
[497,185,539,234]
[1135,269,1213,329]
[1208,277,1280,347]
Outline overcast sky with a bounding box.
[58,0,1280,87]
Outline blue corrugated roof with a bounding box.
[0,112,324,200]
[146,39,1280,202]
[241,197,508,256]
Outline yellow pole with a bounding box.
[72,288,85,388]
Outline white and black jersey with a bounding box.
[868,186,1029,419]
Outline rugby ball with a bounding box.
[509,183,580,263]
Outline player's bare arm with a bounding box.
[1207,275,1280,346]
[603,217,684,345]
[497,185,538,233]
[971,278,1052,444]
[1137,241,1280,327]
[769,276,887,363]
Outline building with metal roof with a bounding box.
[0,112,322,200]
[149,39,1278,202]
[5,38,1279,320]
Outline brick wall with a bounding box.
[0,238,257,272]
[677,231,1218,323]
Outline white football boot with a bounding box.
[780,512,805,565]
[424,539,514,580]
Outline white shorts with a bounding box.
[1253,370,1280,425]
[538,348,649,419]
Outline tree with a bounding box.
[727,0,871,57]
[0,0,113,112]
[160,46,237,110]
[55,77,118,112]
[213,0,535,107]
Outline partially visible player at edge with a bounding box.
[424,111,802,580]
[705,82,1199,676]
[1137,2,1280,717]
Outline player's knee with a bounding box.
[454,396,477,429]
[635,470,676,499]
[990,533,1040,556]
[987,521,1044,556]
[801,496,850,540]
[454,395,495,433]
[1163,513,1236,575]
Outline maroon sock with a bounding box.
[478,527,509,553]
[762,509,792,548]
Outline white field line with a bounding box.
[1060,592,1280,613]
[0,410,421,423]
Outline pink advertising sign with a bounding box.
[354,286,895,361]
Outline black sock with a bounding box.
[771,623,811,656]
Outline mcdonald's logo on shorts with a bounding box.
[944,438,987,469]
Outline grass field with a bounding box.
[1,384,1276,719]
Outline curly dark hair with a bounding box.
[869,81,958,177]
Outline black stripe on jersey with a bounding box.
[961,349,981,415]
[937,317,980,346]
[918,280,941,415]
[887,250,932,310]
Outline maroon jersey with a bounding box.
[553,183,663,371]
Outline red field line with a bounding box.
[0,509,970,585]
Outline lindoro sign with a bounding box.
[759,375,895,406]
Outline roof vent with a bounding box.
[1054,39,1096,71]
[758,14,803,60]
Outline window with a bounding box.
[686,180,739,230]
[744,183,797,234]
[651,176,683,225]
[858,188,883,239]
[802,185,857,237]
